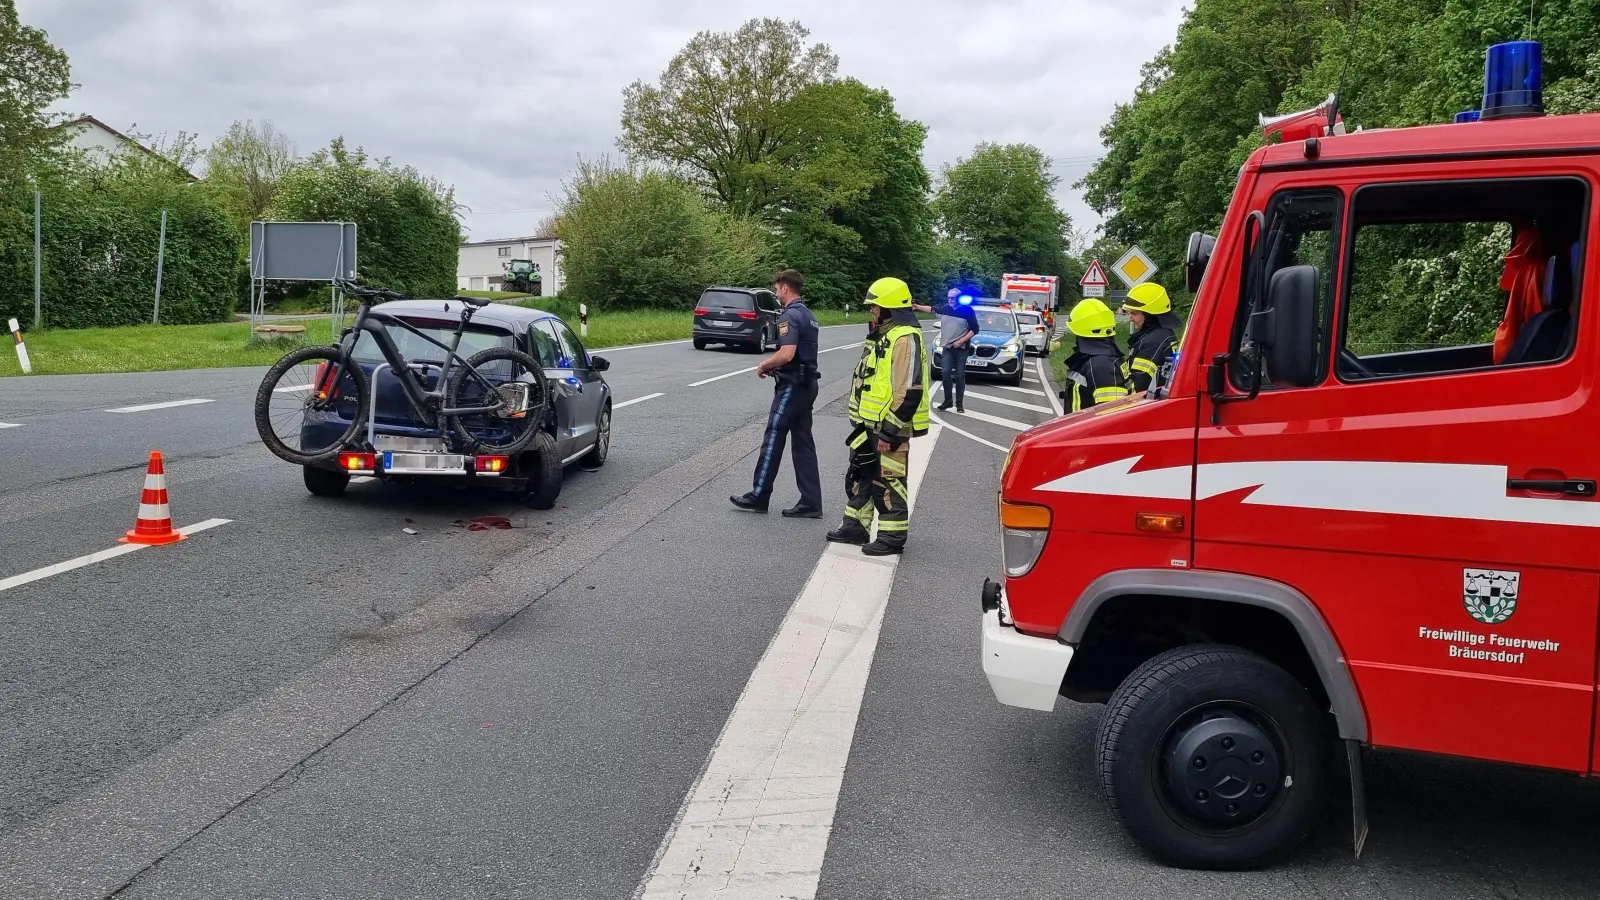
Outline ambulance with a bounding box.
[1001,273,1059,327]
[980,41,1600,869]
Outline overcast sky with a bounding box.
[22,0,1186,244]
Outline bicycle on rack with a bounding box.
[253,281,551,466]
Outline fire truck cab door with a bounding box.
[1193,171,1599,774]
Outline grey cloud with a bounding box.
[20,0,1186,240]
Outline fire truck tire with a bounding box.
[1096,644,1323,870]
[521,431,563,510]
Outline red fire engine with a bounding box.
[982,41,1599,868]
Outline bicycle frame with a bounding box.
[324,301,511,427]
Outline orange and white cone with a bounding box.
[120,451,186,545]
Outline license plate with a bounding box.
[967,357,988,367]
[710,320,736,328]
[383,451,466,474]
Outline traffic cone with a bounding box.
[120,451,186,545]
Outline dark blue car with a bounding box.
[301,299,612,509]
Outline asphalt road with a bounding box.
[1,325,1597,899]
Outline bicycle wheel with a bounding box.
[254,345,370,465]
[443,347,549,455]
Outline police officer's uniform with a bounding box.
[746,296,822,512]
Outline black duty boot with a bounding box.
[861,539,904,557]
[730,493,768,513]
[826,523,870,545]
[937,399,953,411]
[782,503,823,519]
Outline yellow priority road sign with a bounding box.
[1112,246,1158,288]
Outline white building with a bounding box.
[54,115,197,180]
[458,236,564,295]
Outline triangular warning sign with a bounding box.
[1080,260,1110,287]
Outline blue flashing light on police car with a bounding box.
[1480,40,1544,120]
[958,295,973,306]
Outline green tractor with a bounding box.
[502,259,543,297]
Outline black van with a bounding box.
[691,287,782,352]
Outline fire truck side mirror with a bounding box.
[1185,232,1216,293]
[1261,265,1320,388]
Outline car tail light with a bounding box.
[475,455,509,474]
[737,310,759,320]
[999,500,1052,577]
[338,451,376,472]
[313,362,342,400]
[693,307,710,316]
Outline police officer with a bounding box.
[828,277,931,556]
[1122,282,1183,393]
[1061,298,1131,413]
[731,269,823,517]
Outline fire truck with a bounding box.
[981,41,1600,868]
[1001,273,1060,326]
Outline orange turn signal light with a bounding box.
[1136,512,1185,533]
[999,499,1052,530]
[338,452,377,472]
[476,455,510,473]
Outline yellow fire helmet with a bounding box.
[1123,281,1173,316]
[865,277,913,309]
[1067,298,1117,338]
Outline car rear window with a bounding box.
[699,290,755,310]
[1016,313,1041,326]
[354,320,512,364]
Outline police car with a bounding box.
[931,298,1027,387]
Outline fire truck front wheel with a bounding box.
[1096,644,1323,870]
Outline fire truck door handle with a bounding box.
[1506,478,1597,497]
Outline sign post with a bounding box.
[1080,259,1110,299]
[152,210,168,325]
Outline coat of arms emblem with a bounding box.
[1463,568,1519,625]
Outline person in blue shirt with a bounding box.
[913,288,980,413]
[731,269,823,517]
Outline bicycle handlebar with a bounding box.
[335,279,408,302]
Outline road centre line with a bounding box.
[1036,358,1064,417]
[0,422,20,429]
[105,398,215,413]
[688,366,759,387]
[950,407,1031,432]
[272,384,314,393]
[637,426,942,900]
[963,389,1053,415]
[614,392,664,409]
[598,324,866,355]
[0,518,232,596]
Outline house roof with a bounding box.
[52,115,198,181]
[461,235,561,247]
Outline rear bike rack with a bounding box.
[367,362,449,450]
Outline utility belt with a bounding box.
[774,364,820,384]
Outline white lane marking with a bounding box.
[930,410,1008,453]
[986,383,1048,397]
[597,324,864,355]
[272,384,314,393]
[1036,358,1064,417]
[963,389,1053,414]
[689,366,759,387]
[0,422,20,429]
[818,343,859,354]
[951,407,1031,432]
[637,426,942,900]
[0,518,232,595]
[614,392,665,409]
[105,399,215,414]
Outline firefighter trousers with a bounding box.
[842,425,910,547]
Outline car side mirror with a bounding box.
[1258,265,1320,388]
[589,355,610,372]
[1185,231,1216,293]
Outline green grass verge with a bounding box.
[1,301,874,377]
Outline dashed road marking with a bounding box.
[615,393,665,409]
[963,389,1053,415]
[637,426,941,900]
[0,422,20,429]
[0,518,232,596]
[272,384,315,393]
[105,399,215,413]
[689,366,759,387]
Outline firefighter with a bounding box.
[828,277,931,557]
[1122,281,1183,393]
[1061,298,1130,413]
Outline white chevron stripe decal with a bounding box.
[1036,456,1600,528]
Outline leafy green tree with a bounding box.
[205,120,298,231]
[268,138,461,298]
[554,157,769,310]
[0,0,71,181]
[934,143,1071,283]
[620,18,838,216]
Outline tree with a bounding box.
[268,138,461,297]
[934,143,1071,283]
[205,120,298,230]
[554,157,769,310]
[0,0,72,180]
[619,18,838,216]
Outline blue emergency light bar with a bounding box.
[958,295,973,305]
[1454,109,1482,124]
[1481,41,1543,121]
